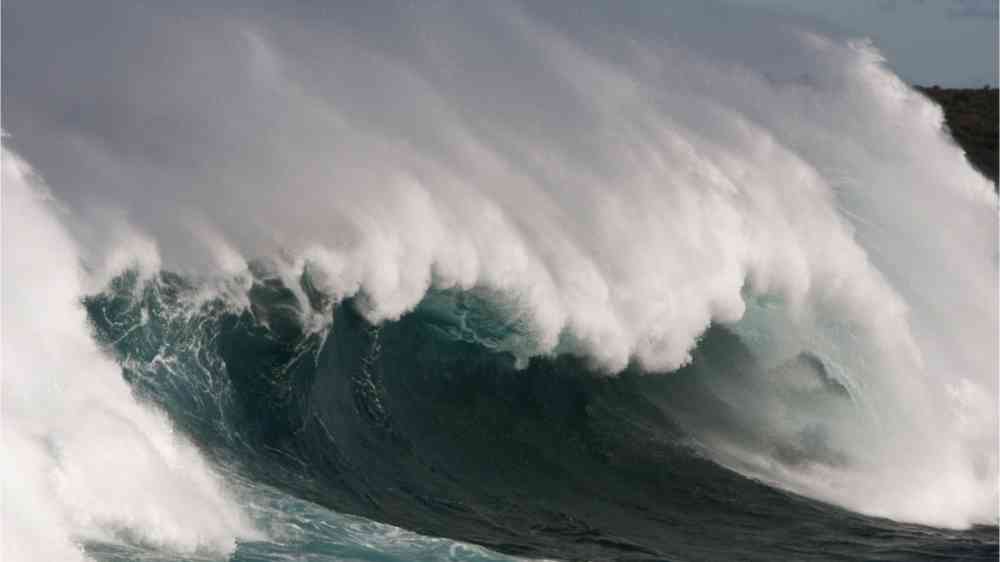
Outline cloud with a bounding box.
[878,0,899,14]
[948,0,999,19]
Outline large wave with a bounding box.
[2,1,997,560]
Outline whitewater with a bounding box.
[2,1,997,561]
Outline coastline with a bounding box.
[917,86,998,186]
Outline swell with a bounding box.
[84,268,998,561]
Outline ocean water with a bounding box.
[3,1,997,561]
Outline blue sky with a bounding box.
[724,0,998,86]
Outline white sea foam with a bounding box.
[1,148,260,561]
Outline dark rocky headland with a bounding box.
[917,86,998,186]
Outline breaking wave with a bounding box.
[2,1,997,560]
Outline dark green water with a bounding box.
[82,269,998,561]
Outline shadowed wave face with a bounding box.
[80,268,997,561]
[2,1,997,560]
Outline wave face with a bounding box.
[74,267,996,561]
[2,0,998,560]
